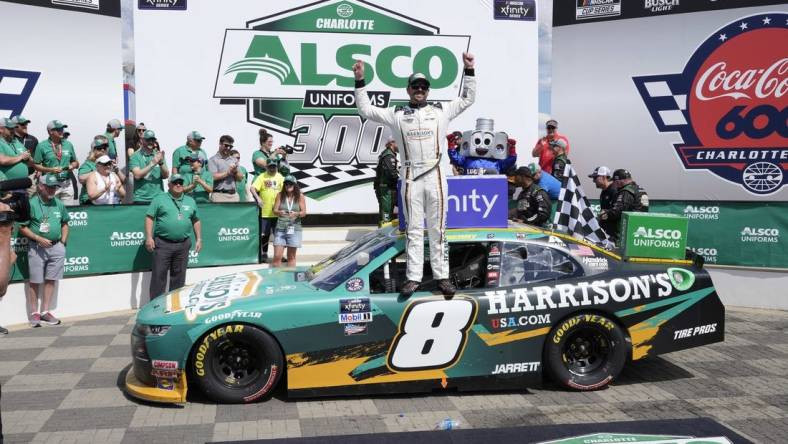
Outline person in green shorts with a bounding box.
[144,174,201,299]
[183,155,213,203]
[230,150,250,202]
[33,120,79,205]
[171,130,208,175]
[0,117,32,180]
[129,130,169,204]
[77,136,110,204]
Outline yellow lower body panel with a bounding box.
[125,370,188,404]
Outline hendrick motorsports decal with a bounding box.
[634,12,787,195]
[213,0,470,196]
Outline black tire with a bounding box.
[544,313,627,391]
[191,324,284,403]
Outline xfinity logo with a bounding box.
[447,189,498,219]
[644,0,679,13]
[740,227,779,243]
[683,205,719,220]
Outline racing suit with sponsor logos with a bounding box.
[355,71,476,281]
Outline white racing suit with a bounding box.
[355,73,476,282]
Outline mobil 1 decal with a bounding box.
[214,0,470,198]
[633,12,787,195]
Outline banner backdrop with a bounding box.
[0,1,124,169]
[133,0,540,214]
[10,203,259,281]
[552,2,787,201]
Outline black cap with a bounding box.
[612,169,631,181]
[514,166,533,178]
[407,73,430,88]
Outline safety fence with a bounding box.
[10,203,260,281]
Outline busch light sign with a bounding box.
[634,12,788,195]
[398,176,508,230]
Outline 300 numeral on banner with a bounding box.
[387,299,477,371]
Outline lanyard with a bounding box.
[170,194,183,215]
[52,141,62,162]
[38,198,53,222]
[285,196,295,213]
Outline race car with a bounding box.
[126,222,724,404]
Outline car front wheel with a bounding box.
[544,313,627,391]
[191,324,284,403]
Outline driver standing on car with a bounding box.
[354,53,476,298]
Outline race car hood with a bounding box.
[136,267,314,326]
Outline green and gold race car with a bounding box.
[126,222,724,404]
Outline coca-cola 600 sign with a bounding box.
[634,12,787,195]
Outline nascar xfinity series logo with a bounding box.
[213,0,470,196]
[634,12,787,195]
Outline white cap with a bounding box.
[589,166,612,178]
[96,155,112,164]
[107,119,123,130]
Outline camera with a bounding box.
[0,178,32,224]
[280,145,295,155]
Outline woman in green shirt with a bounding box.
[183,156,214,203]
[271,175,306,267]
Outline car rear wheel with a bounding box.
[191,324,284,403]
[544,313,627,391]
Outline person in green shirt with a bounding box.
[129,130,169,204]
[251,161,283,262]
[0,117,32,180]
[105,119,123,161]
[230,150,250,202]
[171,130,208,175]
[183,155,214,203]
[19,174,71,327]
[252,128,276,177]
[77,136,110,204]
[33,120,80,205]
[145,174,202,299]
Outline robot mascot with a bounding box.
[447,118,517,175]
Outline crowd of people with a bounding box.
[0,117,309,332]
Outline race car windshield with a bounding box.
[309,230,395,291]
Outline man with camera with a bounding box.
[18,174,71,327]
[172,131,208,175]
[129,130,169,204]
[208,135,243,203]
[33,120,79,205]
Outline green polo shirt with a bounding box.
[34,139,77,182]
[0,138,30,180]
[236,166,249,202]
[77,160,97,204]
[184,170,214,203]
[251,150,272,176]
[23,195,70,242]
[146,192,199,241]
[172,145,208,175]
[104,132,118,160]
[129,149,166,202]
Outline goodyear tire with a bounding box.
[544,313,627,391]
[191,324,284,403]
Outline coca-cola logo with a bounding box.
[634,13,787,195]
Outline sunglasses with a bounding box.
[410,84,429,92]
[171,181,184,185]
[222,143,234,149]
[52,128,65,133]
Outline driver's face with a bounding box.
[407,82,429,103]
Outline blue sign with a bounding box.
[494,0,536,21]
[138,0,187,10]
[0,69,40,117]
[398,175,509,230]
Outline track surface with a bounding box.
[1,307,787,443]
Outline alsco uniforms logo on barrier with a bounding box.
[634,13,787,195]
[213,0,470,197]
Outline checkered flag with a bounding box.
[289,161,375,191]
[552,164,614,248]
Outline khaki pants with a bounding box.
[210,191,240,203]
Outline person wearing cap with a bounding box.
[373,137,399,226]
[512,166,551,228]
[183,154,213,203]
[528,162,561,200]
[128,122,146,159]
[550,138,571,183]
[0,117,32,181]
[11,116,39,191]
[129,129,169,204]
[600,169,649,243]
[33,120,79,205]
[86,155,125,205]
[172,131,208,176]
[230,150,251,202]
[251,160,284,262]
[208,135,243,203]
[588,166,618,237]
[532,119,571,175]
[77,136,110,204]
[105,119,124,161]
[18,174,72,327]
[353,52,476,298]
[144,174,201,299]
[271,175,306,267]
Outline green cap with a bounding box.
[169,174,185,184]
[11,116,30,125]
[1,118,16,129]
[92,135,110,149]
[40,174,62,187]
[47,120,68,131]
[187,130,205,141]
[143,129,156,140]
[284,175,297,184]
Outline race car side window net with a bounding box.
[500,242,582,286]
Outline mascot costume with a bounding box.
[448,118,517,175]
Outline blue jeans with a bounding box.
[260,217,277,259]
